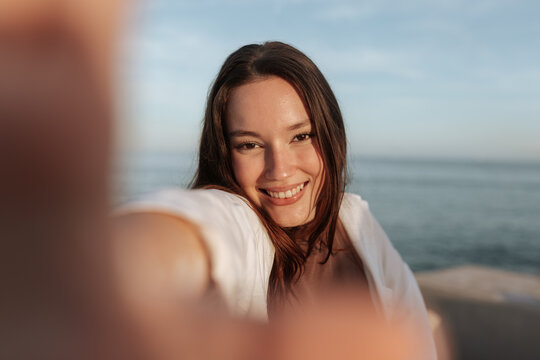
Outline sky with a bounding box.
[118,0,540,162]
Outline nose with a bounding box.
[264,145,295,181]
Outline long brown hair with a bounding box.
[191,41,348,312]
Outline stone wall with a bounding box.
[416,266,540,360]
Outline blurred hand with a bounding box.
[0,0,129,359]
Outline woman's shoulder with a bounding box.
[340,192,371,218]
[118,187,251,215]
[339,192,389,255]
[125,186,247,203]
[116,187,262,235]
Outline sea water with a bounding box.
[115,152,540,275]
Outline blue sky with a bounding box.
[118,0,540,161]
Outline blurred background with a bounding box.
[114,0,540,275]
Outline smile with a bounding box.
[258,181,308,203]
[266,183,304,199]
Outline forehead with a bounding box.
[226,76,310,132]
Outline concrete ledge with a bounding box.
[416,265,540,360]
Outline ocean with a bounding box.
[115,152,540,275]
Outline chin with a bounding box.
[275,219,302,228]
[269,211,314,228]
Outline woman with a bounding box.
[116,41,436,358]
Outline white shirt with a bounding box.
[121,188,437,359]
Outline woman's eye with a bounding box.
[293,133,314,142]
[236,142,260,151]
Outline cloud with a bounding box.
[312,46,423,79]
[313,2,379,21]
[126,20,228,69]
[313,0,517,21]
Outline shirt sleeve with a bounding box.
[116,188,274,319]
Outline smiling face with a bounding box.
[227,76,324,228]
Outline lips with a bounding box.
[258,181,308,204]
[265,183,304,199]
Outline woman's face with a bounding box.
[227,76,324,227]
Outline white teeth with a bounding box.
[265,183,305,199]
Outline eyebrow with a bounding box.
[287,119,311,131]
[228,119,311,138]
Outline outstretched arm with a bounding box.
[112,213,211,306]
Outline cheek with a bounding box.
[302,146,325,199]
[231,154,258,189]
[299,145,324,179]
